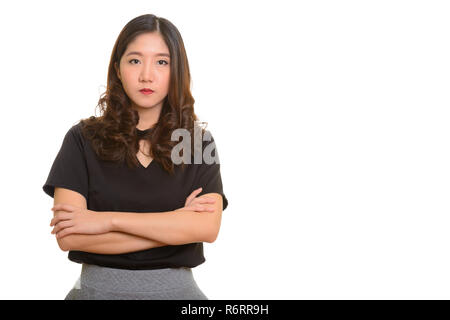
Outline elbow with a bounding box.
[203,218,221,243]
[57,237,73,252]
[204,228,220,244]
[190,227,217,244]
[57,240,70,252]
[205,235,217,244]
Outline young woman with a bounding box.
[42,14,228,300]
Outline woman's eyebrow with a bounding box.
[126,51,170,58]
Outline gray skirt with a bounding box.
[65,263,208,300]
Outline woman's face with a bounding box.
[116,32,171,112]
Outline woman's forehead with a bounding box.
[126,33,170,56]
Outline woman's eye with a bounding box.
[128,59,168,65]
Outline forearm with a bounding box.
[60,231,169,254]
[109,210,214,246]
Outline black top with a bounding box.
[43,122,228,270]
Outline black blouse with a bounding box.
[42,121,228,270]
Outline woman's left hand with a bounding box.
[50,204,113,239]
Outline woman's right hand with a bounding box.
[175,187,216,213]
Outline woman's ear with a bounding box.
[115,62,121,81]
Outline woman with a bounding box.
[42,13,228,300]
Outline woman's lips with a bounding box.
[140,89,154,95]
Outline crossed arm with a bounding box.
[50,187,223,254]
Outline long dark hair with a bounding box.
[79,14,206,175]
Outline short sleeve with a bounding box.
[192,130,228,211]
[42,124,89,201]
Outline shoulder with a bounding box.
[193,122,217,147]
[69,116,104,143]
[198,128,221,165]
[201,130,218,153]
[63,120,88,150]
[67,120,83,139]
[69,120,83,135]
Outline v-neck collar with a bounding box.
[137,157,154,169]
[135,127,155,169]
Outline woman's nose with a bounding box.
[139,64,155,82]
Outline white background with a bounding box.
[0,0,449,299]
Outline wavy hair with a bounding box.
[79,14,206,175]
